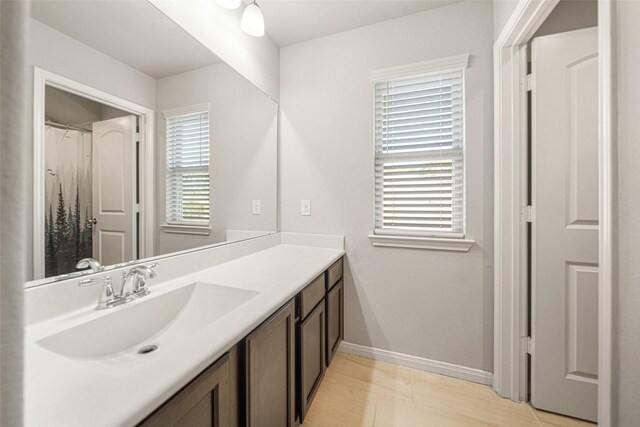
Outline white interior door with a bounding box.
[531,27,598,422]
[92,115,137,266]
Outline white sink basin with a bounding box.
[37,282,259,359]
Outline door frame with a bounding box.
[493,1,613,426]
[32,67,155,279]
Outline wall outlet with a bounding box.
[301,199,311,216]
[252,200,261,215]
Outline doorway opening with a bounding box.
[525,1,598,422]
[493,0,613,425]
[33,68,155,280]
[43,86,139,277]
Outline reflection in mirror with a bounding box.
[43,87,134,278]
[28,0,277,285]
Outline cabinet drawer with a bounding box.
[327,258,343,290]
[299,274,325,320]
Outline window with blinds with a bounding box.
[165,107,210,224]
[374,66,465,238]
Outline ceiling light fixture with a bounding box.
[215,0,241,9]
[241,1,265,37]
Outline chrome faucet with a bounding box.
[121,263,158,299]
[78,263,158,310]
[76,258,104,273]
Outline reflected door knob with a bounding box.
[91,218,97,225]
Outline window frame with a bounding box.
[161,103,212,236]
[368,54,474,251]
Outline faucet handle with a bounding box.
[123,263,158,298]
[78,276,118,310]
[134,263,158,296]
[76,258,104,272]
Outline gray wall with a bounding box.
[615,1,640,424]
[45,86,102,126]
[532,0,597,39]
[493,0,520,40]
[280,0,494,371]
[45,86,129,128]
[156,63,278,255]
[149,0,280,101]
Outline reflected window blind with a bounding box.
[374,68,464,237]
[165,110,210,223]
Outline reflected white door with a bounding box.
[531,27,598,422]
[92,115,136,266]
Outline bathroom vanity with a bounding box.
[24,233,344,427]
[141,257,344,427]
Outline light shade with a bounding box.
[241,2,264,37]
[215,0,241,9]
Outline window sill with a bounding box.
[160,223,212,236]
[368,233,475,252]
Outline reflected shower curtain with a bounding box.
[0,0,29,426]
[44,127,93,277]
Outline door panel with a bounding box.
[531,27,598,422]
[91,115,136,264]
[326,279,344,366]
[245,300,295,427]
[566,263,599,380]
[139,353,230,427]
[567,54,599,227]
[299,300,325,422]
[97,230,126,267]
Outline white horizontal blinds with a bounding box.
[166,110,210,223]
[374,68,464,236]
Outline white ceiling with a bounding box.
[258,0,464,47]
[31,0,221,79]
[31,0,464,76]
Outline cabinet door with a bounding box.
[326,279,344,366]
[299,300,326,422]
[139,353,230,427]
[245,299,296,427]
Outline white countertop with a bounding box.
[25,240,344,427]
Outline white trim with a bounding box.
[32,68,155,281]
[33,69,46,279]
[162,102,211,119]
[370,53,469,82]
[160,223,212,236]
[374,228,465,239]
[493,0,560,402]
[368,234,474,252]
[339,342,492,386]
[597,1,614,425]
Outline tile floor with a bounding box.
[302,352,596,427]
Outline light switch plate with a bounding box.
[252,200,261,215]
[301,200,311,216]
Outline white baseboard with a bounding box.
[338,342,493,386]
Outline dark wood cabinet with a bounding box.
[298,300,326,422]
[139,353,230,427]
[245,299,296,427]
[228,343,243,427]
[326,278,344,366]
[143,256,344,427]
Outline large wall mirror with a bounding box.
[28,0,278,285]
